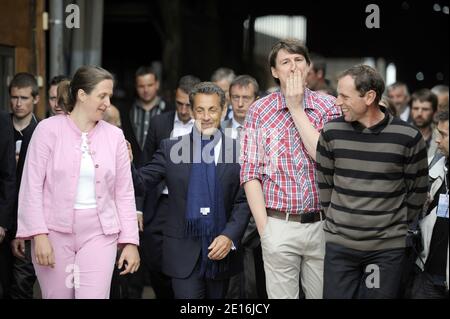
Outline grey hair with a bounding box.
[211,68,236,83]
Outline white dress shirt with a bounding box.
[400,106,411,122]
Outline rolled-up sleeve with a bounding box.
[240,105,263,185]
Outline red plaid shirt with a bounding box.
[240,88,341,213]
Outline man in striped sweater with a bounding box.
[316,65,429,299]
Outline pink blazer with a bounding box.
[17,115,139,245]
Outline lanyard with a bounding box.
[444,165,449,195]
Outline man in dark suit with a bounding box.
[138,75,200,299]
[0,109,17,298]
[133,82,250,298]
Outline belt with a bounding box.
[266,208,325,224]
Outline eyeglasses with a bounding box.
[230,95,254,104]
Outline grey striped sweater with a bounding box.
[316,109,429,251]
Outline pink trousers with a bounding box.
[31,208,118,299]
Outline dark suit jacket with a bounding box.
[133,131,250,280]
[0,111,16,231]
[138,111,175,229]
[138,111,175,271]
[118,100,171,168]
[142,111,175,164]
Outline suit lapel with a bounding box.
[216,134,235,182]
[168,133,193,196]
[167,111,175,136]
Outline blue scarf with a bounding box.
[185,131,228,279]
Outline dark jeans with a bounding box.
[410,271,449,299]
[324,242,406,299]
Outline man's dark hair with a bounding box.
[9,72,39,97]
[178,75,201,94]
[411,89,438,113]
[49,75,69,87]
[135,66,158,81]
[268,38,311,85]
[338,65,385,105]
[189,82,225,109]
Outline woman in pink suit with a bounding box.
[16,66,140,299]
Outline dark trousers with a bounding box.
[410,271,449,299]
[0,238,12,298]
[226,243,267,299]
[109,237,150,299]
[109,251,131,299]
[142,194,173,299]
[9,240,36,299]
[324,242,406,299]
[110,194,173,299]
[171,262,229,299]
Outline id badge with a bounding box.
[436,194,449,218]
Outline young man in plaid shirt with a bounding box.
[240,38,341,299]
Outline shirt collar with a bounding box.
[174,112,194,125]
[134,96,162,111]
[350,106,391,134]
[231,117,243,129]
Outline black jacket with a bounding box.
[0,111,16,231]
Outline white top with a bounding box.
[74,132,97,209]
[230,117,243,140]
[171,112,195,138]
[223,117,243,140]
[400,106,410,122]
